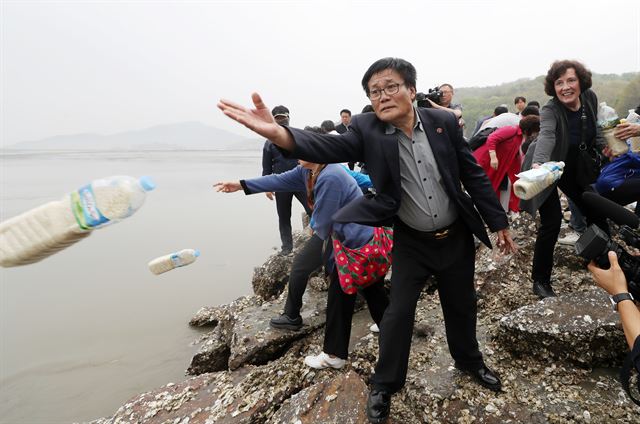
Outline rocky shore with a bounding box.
[89,213,640,423]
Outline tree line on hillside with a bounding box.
[452,72,640,138]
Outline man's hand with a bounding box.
[213,181,242,193]
[588,251,628,296]
[265,192,274,200]
[218,93,295,150]
[614,122,640,140]
[496,229,518,255]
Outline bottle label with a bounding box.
[70,185,110,229]
[170,254,184,267]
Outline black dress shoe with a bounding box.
[366,389,391,423]
[269,314,302,330]
[532,280,556,298]
[457,364,502,392]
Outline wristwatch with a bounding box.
[609,292,635,311]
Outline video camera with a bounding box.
[575,193,640,299]
[416,86,443,108]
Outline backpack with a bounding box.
[468,127,497,151]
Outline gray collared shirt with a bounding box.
[387,109,457,231]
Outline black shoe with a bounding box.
[457,364,502,392]
[278,247,293,256]
[366,389,391,423]
[532,280,556,298]
[269,314,302,331]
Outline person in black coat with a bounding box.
[335,108,352,134]
[218,57,517,424]
[335,109,356,170]
[261,105,311,254]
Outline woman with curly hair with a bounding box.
[521,60,609,298]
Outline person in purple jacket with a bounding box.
[214,161,389,369]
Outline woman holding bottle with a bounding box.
[520,60,608,299]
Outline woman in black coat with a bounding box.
[521,60,608,298]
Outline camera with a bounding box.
[416,86,443,108]
[575,224,640,299]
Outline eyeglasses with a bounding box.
[368,82,404,100]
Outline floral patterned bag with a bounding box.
[332,227,394,295]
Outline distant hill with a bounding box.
[456,72,640,138]
[7,121,263,151]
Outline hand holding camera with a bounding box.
[588,251,629,297]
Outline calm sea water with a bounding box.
[0,150,306,423]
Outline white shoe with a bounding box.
[557,232,580,246]
[304,352,346,369]
[370,323,380,333]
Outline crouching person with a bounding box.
[214,161,389,369]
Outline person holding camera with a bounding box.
[588,251,640,404]
[520,60,609,299]
[426,83,464,127]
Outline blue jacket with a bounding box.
[341,165,373,189]
[241,164,373,249]
[595,151,640,193]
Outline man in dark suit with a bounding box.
[218,57,517,424]
[335,109,356,170]
[261,105,310,255]
[335,108,352,134]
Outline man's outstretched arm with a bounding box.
[218,93,296,151]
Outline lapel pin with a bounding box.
[436,127,443,134]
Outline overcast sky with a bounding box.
[1,0,639,146]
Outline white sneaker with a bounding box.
[370,323,380,333]
[558,232,580,246]
[304,352,346,369]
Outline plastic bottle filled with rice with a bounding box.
[148,249,200,275]
[0,175,156,267]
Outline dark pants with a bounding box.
[532,159,609,283]
[283,234,324,318]
[275,191,309,251]
[370,220,482,394]
[324,271,389,359]
[601,179,640,217]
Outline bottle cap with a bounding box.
[194,249,201,257]
[139,176,156,191]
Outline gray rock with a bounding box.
[227,289,327,370]
[498,288,628,365]
[90,209,640,423]
[267,370,368,424]
[251,231,313,300]
[188,288,328,374]
[187,324,231,375]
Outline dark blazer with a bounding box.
[262,140,299,175]
[521,89,605,214]
[285,108,508,248]
[335,123,349,134]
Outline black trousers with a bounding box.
[323,271,389,360]
[601,178,640,217]
[370,220,482,394]
[275,191,309,251]
[532,158,609,283]
[283,234,324,318]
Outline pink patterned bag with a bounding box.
[332,227,394,295]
